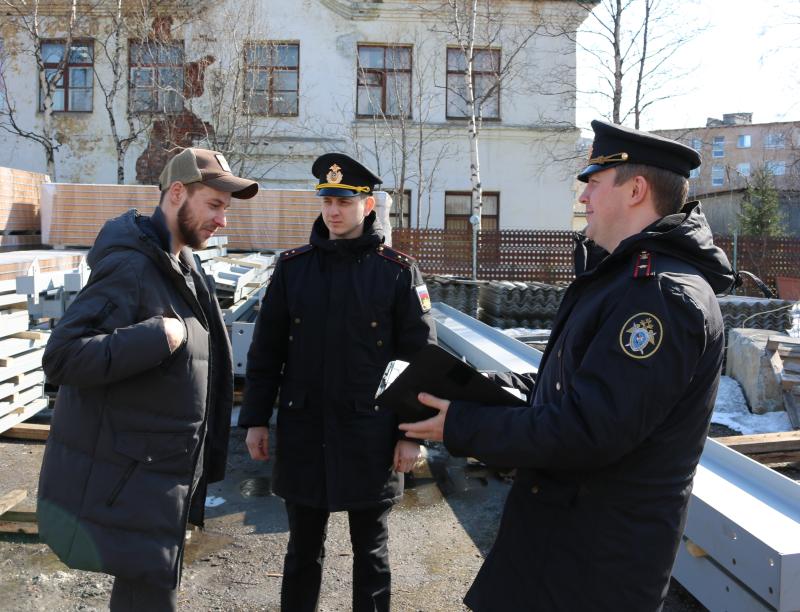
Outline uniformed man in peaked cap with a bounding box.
[401,120,736,611]
[239,152,436,611]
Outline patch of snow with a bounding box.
[712,376,793,434]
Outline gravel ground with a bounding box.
[0,416,796,611]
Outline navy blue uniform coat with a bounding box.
[445,202,734,611]
[239,212,435,510]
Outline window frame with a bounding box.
[128,39,186,114]
[385,188,412,228]
[444,191,500,230]
[712,135,725,158]
[737,134,752,148]
[243,40,300,117]
[356,43,412,119]
[39,38,94,113]
[445,47,501,121]
[711,165,725,187]
[766,160,786,176]
[736,162,751,177]
[764,133,786,149]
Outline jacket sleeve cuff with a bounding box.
[443,400,482,457]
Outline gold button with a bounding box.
[294,318,301,324]
[288,400,293,407]
[376,340,383,347]
[370,321,378,328]
[289,335,294,342]
[556,382,561,391]
[531,485,540,494]
[377,246,384,252]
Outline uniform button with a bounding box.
[557,349,562,358]
[370,321,378,328]
[145,456,153,463]
[556,382,561,391]
[288,400,293,407]
[374,405,380,411]
[531,485,540,494]
[294,318,301,324]
[288,335,293,341]
[376,340,383,347]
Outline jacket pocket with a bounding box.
[113,431,193,473]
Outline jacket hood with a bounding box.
[309,210,383,254]
[581,201,735,295]
[87,207,183,271]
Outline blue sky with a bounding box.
[576,0,799,131]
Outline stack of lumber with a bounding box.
[0,167,49,247]
[768,335,800,428]
[0,489,37,535]
[0,250,86,282]
[0,278,48,436]
[40,183,320,250]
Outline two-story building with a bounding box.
[0,0,592,231]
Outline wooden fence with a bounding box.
[392,228,800,297]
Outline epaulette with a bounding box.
[376,245,414,268]
[632,250,656,278]
[280,244,314,261]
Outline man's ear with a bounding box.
[165,181,186,208]
[363,195,376,215]
[629,175,649,207]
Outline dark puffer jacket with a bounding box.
[37,207,233,590]
[239,212,436,511]
[444,202,735,611]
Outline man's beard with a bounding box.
[177,201,209,250]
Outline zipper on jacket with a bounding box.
[106,460,138,506]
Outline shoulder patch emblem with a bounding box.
[415,283,431,312]
[619,312,663,359]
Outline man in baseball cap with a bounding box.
[37,147,255,611]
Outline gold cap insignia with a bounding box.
[327,164,343,184]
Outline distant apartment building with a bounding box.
[655,113,800,234]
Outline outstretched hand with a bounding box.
[398,393,450,442]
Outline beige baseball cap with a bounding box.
[158,148,259,199]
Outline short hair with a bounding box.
[159,182,202,206]
[613,164,689,217]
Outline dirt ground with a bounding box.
[0,413,791,612]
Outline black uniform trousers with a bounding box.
[110,576,178,611]
[281,501,392,612]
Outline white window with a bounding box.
[446,48,500,120]
[691,138,702,151]
[39,40,94,112]
[766,160,786,176]
[357,45,411,118]
[712,136,725,158]
[764,133,785,149]
[736,163,751,177]
[737,134,751,148]
[444,192,499,229]
[245,42,300,116]
[129,41,184,113]
[711,165,725,186]
[689,167,700,179]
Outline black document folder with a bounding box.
[376,344,527,423]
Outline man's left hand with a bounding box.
[398,392,450,442]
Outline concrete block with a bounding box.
[726,328,787,414]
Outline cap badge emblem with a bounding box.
[327,164,343,184]
[215,154,232,173]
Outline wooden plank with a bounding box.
[0,489,26,516]
[0,347,45,380]
[0,422,49,441]
[0,510,36,522]
[0,397,48,434]
[0,384,44,414]
[0,333,48,360]
[782,372,800,391]
[767,335,800,351]
[715,431,800,454]
[0,521,38,535]
[749,451,800,467]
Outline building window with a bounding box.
[712,136,725,158]
[766,160,786,176]
[356,45,412,118]
[446,48,500,120]
[764,133,786,149]
[691,138,702,151]
[711,165,725,186]
[244,42,299,116]
[39,40,93,112]
[444,191,499,230]
[689,167,700,179]
[736,163,751,177]
[386,189,411,228]
[129,41,184,113]
[737,134,751,148]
